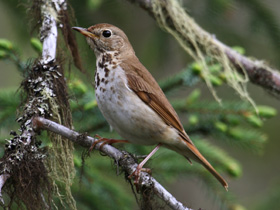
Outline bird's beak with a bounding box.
[72,27,98,39]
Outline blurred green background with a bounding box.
[0,0,280,209]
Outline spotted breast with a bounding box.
[94,52,176,145]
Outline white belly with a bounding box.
[95,64,179,145]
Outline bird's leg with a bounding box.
[129,143,162,185]
[89,134,130,151]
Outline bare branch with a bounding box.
[127,0,280,97]
[32,117,192,210]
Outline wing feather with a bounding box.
[126,72,192,144]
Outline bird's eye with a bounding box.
[102,30,112,38]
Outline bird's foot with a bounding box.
[128,166,152,189]
[89,134,129,151]
[128,144,161,190]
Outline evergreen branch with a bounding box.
[159,66,200,93]
[32,116,193,210]
[193,139,242,177]
[173,100,251,116]
[127,0,280,97]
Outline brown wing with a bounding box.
[122,59,228,189]
[122,58,193,145]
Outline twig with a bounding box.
[127,0,280,96]
[32,116,192,210]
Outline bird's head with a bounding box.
[72,23,134,57]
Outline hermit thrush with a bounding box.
[73,23,228,189]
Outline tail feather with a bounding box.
[185,141,228,190]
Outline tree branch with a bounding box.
[127,0,280,97]
[32,117,192,210]
[0,0,65,206]
[0,174,9,204]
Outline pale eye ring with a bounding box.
[102,30,112,38]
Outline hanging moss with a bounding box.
[151,0,259,111]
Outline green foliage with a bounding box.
[0,89,20,129]
[69,79,107,134]
[0,38,26,71]
[0,39,14,60]
[30,38,43,54]
[257,105,278,118]
[159,65,200,92]
[0,89,20,157]
[232,46,246,55]
[87,0,103,11]
[0,39,14,51]
[173,95,268,153]
[72,151,134,210]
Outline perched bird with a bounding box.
[73,23,228,189]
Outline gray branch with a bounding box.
[127,0,280,96]
[0,174,10,203]
[32,117,192,210]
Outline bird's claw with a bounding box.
[128,166,152,190]
[89,134,110,152]
[89,135,129,152]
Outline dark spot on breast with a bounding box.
[99,53,112,68]
[96,73,100,87]
[102,88,106,92]
[104,68,110,77]
[117,101,122,107]
[110,86,115,93]
[105,80,108,85]
[101,78,105,83]
[98,62,103,68]
[94,71,97,89]
[114,52,119,57]
[103,53,113,63]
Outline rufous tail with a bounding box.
[186,141,228,190]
